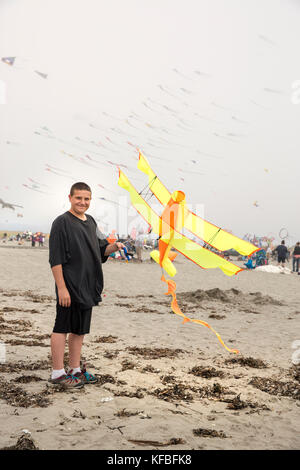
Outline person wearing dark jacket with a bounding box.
[292,242,300,272]
[274,240,288,267]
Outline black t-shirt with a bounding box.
[49,211,109,308]
[275,244,288,258]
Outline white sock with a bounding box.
[69,367,81,374]
[51,368,66,380]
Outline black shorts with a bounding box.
[278,256,286,263]
[53,302,93,335]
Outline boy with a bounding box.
[49,182,124,388]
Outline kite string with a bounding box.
[160,274,239,354]
[206,227,221,246]
[138,176,157,201]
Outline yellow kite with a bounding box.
[118,151,258,353]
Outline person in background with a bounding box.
[292,242,300,273]
[135,230,144,262]
[274,240,288,267]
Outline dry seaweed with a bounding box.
[95,335,118,343]
[0,360,50,373]
[95,374,116,385]
[160,375,177,384]
[0,434,39,450]
[193,428,227,438]
[14,375,44,384]
[290,366,300,383]
[0,378,51,407]
[103,350,119,359]
[151,384,193,402]
[114,388,145,399]
[130,307,163,314]
[72,409,86,419]
[128,438,185,446]
[225,356,268,369]
[115,302,134,308]
[189,366,225,379]
[221,393,271,411]
[121,359,137,371]
[141,365,160,374]
[127,347,184,359]
[195,382,229,399]
[114,408,140,417]
[5,339,48,347]
[0,307,41,314]
[249,377,300,400]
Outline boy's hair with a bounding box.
[70,182,92,196]
[281,240,285,244]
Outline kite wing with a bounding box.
[137,151,258,257]
[118,169,242,276]
[118,170,161,234]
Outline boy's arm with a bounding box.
[51,264,71,307]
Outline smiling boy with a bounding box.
[49,182,124,388]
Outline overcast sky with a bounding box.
[1,0,299,244]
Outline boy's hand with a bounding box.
[115,242,125,250]
[58,287,71,307]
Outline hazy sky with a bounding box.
[1,0,299,243]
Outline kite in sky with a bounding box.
[1,57,16,66]
[118,151,258,353]
[34,70,48,79]
[0,198,23,210]
[23,183,49,194]
[2,57,47,78]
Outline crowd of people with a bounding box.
[1,230,46,247]
[243,240,300,273]
[106,232,156,262]
[2,227,300,274]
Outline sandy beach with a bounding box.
[0,243,299,450]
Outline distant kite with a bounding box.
[1,57,16,66]
[172,68,191,80]
[258,35,276,46]
[34,70,48,79]
[23,183,48,194]
[263,87,284,95]
[0,198,23,210]
[180,88,193,95]
[194,70,211,78]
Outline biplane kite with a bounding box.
[118,151,258,353]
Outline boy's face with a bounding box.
[69,189,91,216]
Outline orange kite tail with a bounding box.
[161,275,239,354]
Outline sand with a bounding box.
[0,243,299,450]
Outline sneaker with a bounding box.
[49,373,84,389]
[70,363,98,384]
